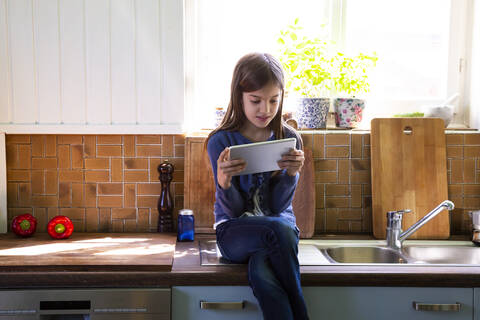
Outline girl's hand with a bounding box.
[216,148,247,189]
[278,149,304,176]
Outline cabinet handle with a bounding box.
[413,302,461,312]
[200,301,245,310]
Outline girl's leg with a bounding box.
[216,216,309,320]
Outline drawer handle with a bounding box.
[413,302,461,312]
[200,301,245,310]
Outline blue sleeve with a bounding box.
[268,171,299,214]
[207,133,246,218]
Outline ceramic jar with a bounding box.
[334,98,365,128]
[214,107,226,127]
[296,98,329,129]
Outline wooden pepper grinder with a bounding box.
[157,160,174,232]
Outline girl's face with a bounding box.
[242,82,281,130]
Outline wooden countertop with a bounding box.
[1,233,480,289]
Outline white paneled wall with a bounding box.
[0,0,183,133]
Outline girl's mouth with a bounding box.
[256,116,270,122]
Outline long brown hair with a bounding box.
[205,53,288,147]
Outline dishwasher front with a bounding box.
[0,288,170,320]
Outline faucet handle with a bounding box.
[387,209,411,216]
[387,209,412,225]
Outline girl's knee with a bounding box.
[264,219,298,245]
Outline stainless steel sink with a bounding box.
[403,245,480,264]
[322,246,411,264]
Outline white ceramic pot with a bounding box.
[423,105,454,127]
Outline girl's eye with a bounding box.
[270,100,278,104]
[250,100,261,104]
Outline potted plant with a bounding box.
[277,19,377,129]
[277,19,333,129]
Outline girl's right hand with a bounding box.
[216,147,246,189]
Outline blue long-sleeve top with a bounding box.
[206,126,302,228]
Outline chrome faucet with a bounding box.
[386,200,455,250]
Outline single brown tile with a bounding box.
[60,208,85,220]
[314,159,337,171]
[97,135,122,144]
[138,183,161,195]
[84,135,96,157]
[338,160,349,184]
[124,220,138,232]
[85,158,109,169]
[315,184,324,209]
[172,170,184,183]
[363,146,371,159]
[34,208,48,232]
[125,184,136,207]
[150,212,159,231]
[137,208,150,232]
[326,134,349,145]
[58,135,82,144]
[137,135,161,144]
[137,145,162,157]
[45,171,58,194]
[97,145,122,157]
[57,145,70,169]
[7,183,18,207]
[112,208,136,219]
[6,144,17,169]
[86,208,99,232]
[123,136,135,157]
[351,134,362,158]
[112,220,124,232]
[98,196,123,207]
[85,184,97,207]
[175,195,184,209]
[71,145,83,169]
[364,135,370,145]
[313,134,324,158]
[174,183,184,196]
[465,146,480,158]
[98,183,123,195]
[338,208,363,220]
[124,171,149,182]
[17,145,31,169]
[446,146,463,159]
[71,183,84,207]
[18,183,32,206]
[162,135,174,157]
[465,134,480,145]
[31,195,57,207]
[448,184,464,196]
[325,208,338,232]
[174,145,184,157]
[326,146,349,158]
[32,158,57,169]
[47,207,59,220]
[174,134,185,144]
[31,171,45,194]
[45,135,56,157]
[6,135,30,144]
[31,136,45,156]
[111,159,123,182]
[464,159,476,183]
[124,158,148,169]
[351,221,362,233]
[451,160,463,183]
[351,185,362,207]
[326,184,349,196]
[351,171,371,184]
[446,134,464,145]
[7,170,31,182]
[325,197,349,208]
[99,208,111,232]
[137,196,158,208]
[59,182,71,207]
[464,185,480,196]
[351,159,370,171]
[337,220,350,233]
[464,197,480,209]
[59,170,83,182]
[300,133,313,150]
[315,171,337,183]
[362,208,372,233]
[85,171,110,182]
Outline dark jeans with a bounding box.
[215,216,309,320]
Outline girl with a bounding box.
[205,53,309,320]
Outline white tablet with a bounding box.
[229,138,297,176]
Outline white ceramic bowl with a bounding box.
[423,105,454,127]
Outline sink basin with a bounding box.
[322,246,410,264]
[403,245,480,264]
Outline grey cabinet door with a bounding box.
[172,286,262,320]
[303,287,473,320]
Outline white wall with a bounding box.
[0,0,184,134]
[471,0,480,129]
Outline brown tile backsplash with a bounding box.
[5,132,480,235]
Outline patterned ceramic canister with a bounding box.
[214,107,226,127]
[296,98,330,129]
[334,98,365,128]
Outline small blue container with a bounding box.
[177,209,195,241]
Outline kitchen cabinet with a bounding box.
[0,288,170,320]
[172,286,473,320]
[474,288,480,320]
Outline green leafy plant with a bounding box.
[393,112,425,117]
[277,19,378,98]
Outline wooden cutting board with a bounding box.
[0,233,177,271]
[371,118,449,239]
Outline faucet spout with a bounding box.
[398,200,454,242]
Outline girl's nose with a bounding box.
[262,101,271,113]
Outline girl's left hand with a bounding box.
[278,149,304,176]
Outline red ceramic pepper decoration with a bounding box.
[11,213,37,237]
[47,216,74,239]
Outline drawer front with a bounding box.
[304,287,473,320]
[172,286,262,320]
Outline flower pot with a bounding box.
[334,98,365,128]
[296,98,330,129]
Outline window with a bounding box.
[185,0,473,130]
